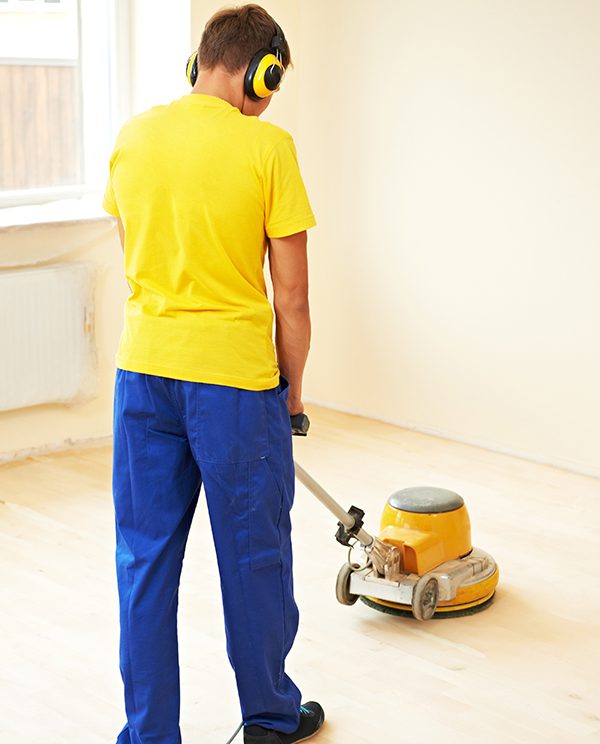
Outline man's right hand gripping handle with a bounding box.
[290,413,310,436]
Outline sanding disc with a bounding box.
[360,592,496,619]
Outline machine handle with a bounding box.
[291,413,375,548]
[294,460,375,549]
[290,412,310,436]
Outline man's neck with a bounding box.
[191,67,245,112]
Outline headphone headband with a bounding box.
[271,22,284,52]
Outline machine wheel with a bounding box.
[336,563,359,606]
[412,575,439,621]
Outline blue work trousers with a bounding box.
[112,369,301,743]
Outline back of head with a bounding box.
[198,4,291,73]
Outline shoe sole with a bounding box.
[287,713,325,744]
[244,714,325,744]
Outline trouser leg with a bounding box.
[112,370,201,744]
[184,378,301,733]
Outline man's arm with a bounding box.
[117,217,125,251]
[268,230,311,416]
[116,218,134,293]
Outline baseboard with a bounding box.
[0,434,112,466]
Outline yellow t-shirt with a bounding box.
[103,93,316,390]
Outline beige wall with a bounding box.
[3,1,599,478]
[292,0,600,477]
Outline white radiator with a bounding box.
[0,263,96,412]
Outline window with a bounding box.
[0,0,125,207]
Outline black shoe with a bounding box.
[243,702,325,744]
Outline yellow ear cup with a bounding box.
[252,53,284,99]
[186,51,198,86]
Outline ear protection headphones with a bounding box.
[186,22,286,101]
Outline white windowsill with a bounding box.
[0,194,114,231]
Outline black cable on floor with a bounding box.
[225,721,243,743]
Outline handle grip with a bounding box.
[290,412,310,436]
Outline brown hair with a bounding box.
[198,4,291,73]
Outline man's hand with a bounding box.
[287,394,304,417]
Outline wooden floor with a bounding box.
[1,404,599,744]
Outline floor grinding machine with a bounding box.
[291,414,499,620]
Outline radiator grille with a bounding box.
[0,263,96,411]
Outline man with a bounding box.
[102,5,323,744]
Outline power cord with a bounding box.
[225,721,243,744]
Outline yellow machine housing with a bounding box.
[364,486,499,617]
[379,499,472,575]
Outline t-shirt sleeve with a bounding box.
[263,135,316,239]
[102,156,120,217]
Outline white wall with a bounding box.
[0,221,127,460]
[294,0,600,476]
[129,0,192,114]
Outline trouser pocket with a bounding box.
[278,374,290,400]
[248,457,286,571]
